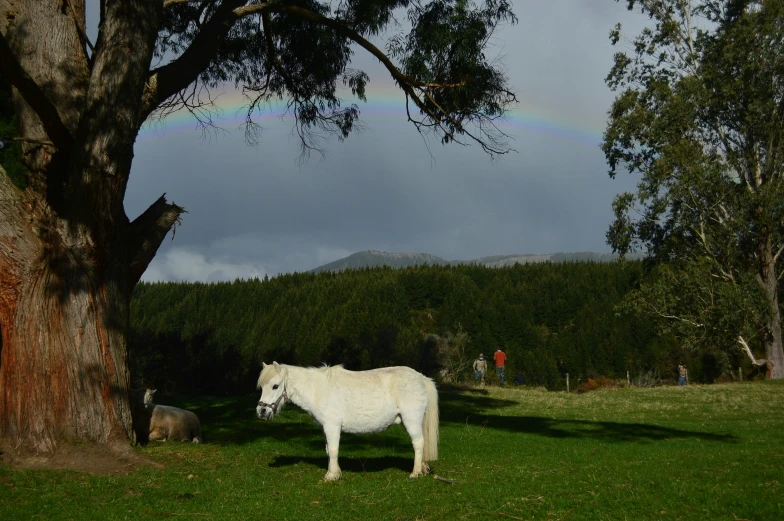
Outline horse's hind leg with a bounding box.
[323,424,342,481]
[401,416,426,478]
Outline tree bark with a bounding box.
[756,234,784,379]
[0,0,178,454]
[0,164,132,453]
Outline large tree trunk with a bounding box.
[0,172,134,452]
[0,167,182,454]
[0,0,177,454]
[757,235,784,379]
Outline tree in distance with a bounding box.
[604,0,784,378]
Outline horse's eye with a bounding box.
[272,384,279,390]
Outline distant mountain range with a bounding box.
[309,250,646,273]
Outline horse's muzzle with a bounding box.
[256,401,274,420]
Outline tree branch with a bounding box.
[164,0,204,7]
[145,1,467,120]
[260,5,494,150]
[260,5,448,98]
[145,1,508,153]
[738,336,766,367]
[67,0,95,65]
[653,311,705,328]
[127,194,186,285]
[140,0,246,121]
[0,33,73,151]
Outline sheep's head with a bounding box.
[131,388,156,412]
[143,389,157,410]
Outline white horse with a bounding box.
[256,362,439,481]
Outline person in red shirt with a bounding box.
[493,348,507,387]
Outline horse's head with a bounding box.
[256,362,288,420]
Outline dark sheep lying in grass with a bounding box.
[131,388,203,444]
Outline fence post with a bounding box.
[627,371,630,385]
[566,373,570,393]
[739,367,742,382]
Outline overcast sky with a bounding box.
[119,0,648,282]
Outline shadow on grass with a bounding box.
[269,455,412,474]
[438,388,737,444]
[169,389,737,447]
[451,414,736,443]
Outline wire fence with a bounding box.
[445,365,758,391]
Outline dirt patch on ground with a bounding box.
[1,441,163,475]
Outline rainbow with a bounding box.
[138,83,604,148]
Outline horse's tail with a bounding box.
[422,377,439,463]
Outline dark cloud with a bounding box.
[124,1,646,281]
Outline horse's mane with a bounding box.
[257,363,346,388]
[321,364,345,380]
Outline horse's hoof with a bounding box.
[324,471,341,481]
[409,471,423,478]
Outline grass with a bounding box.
[1,382,783,520]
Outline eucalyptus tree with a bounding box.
[604,0,784,377]
[0,0,517,453]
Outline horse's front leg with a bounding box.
[323,424,342,481]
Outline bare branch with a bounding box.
[163,0,203,7]
[654,311,705,328]
[774,243,784,267]
[127,194,187,285]
[738,336,766,366]
[147,77,228,140]
[0,33,73,151]
[0,136,55,146]
[67,0,95,65]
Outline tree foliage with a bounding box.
[604,0,784,377]
[148,0,518,156]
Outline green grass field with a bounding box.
[2,382,783,520]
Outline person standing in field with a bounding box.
[678,362,688,386]
[473,353,488,385]
[494,348,507,387]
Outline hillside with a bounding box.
[309,250,450,273]
[310,250,646,273]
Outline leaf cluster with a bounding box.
[153,0,518,156]
[387,0,517,149]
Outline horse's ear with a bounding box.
[262,362,267,369]
[273,361,280,372]
[151,389,157,395]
